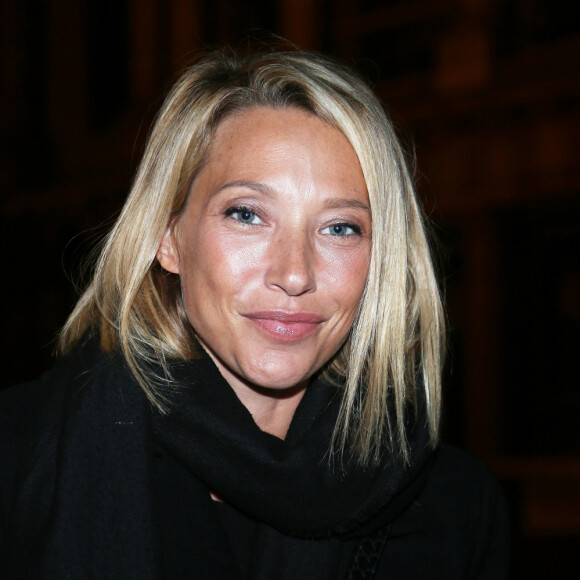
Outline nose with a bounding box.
[264,229,317,296]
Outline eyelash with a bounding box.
[223,206,262,225]
[321,223,362,237]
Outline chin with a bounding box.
[243,369,310,392]
[239,358,316,392]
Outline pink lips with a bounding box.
[243,311,325,342]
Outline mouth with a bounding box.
[243,311,325,342]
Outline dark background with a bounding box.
[1,1,579,576]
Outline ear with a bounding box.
[156,226,181,274]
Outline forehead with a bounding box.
[213,106,347,149]
[198,107,368,197]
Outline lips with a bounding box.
[243,311,325,341]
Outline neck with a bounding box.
[200,347,308,439]
[237,382,308,439]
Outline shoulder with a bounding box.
[424,446,510,577]
[426,445,509,547]
[0,379,48,494]
[0,341,134,508]
[427,444,505,509]
[0,377,55,547]
[0,339,116,440]
[0,380,40,476]
[0,379,44,427]
[377,445,510,579]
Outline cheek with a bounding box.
[219,238,267,282]
[321,249,370,309]
[183,231,267,302]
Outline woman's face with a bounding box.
[158,107,371,400]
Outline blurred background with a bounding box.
[1,0,579,576]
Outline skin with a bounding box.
[157,107,371,438]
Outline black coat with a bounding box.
[0,341,510,579]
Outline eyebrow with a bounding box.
[215,180,276,196]
[215,180,371,213]
[322,198,371,213]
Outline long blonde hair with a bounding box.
[60,49,444,465]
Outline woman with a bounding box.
[0,49,509,578]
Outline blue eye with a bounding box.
[225,206,263,225]
[322,223,361,236]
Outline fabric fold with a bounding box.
[152,348,433,539]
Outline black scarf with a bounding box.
[153,351,433,539]
[4,339,434,579]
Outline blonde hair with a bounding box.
[60,49,444,465]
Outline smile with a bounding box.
[243,311,325,342]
